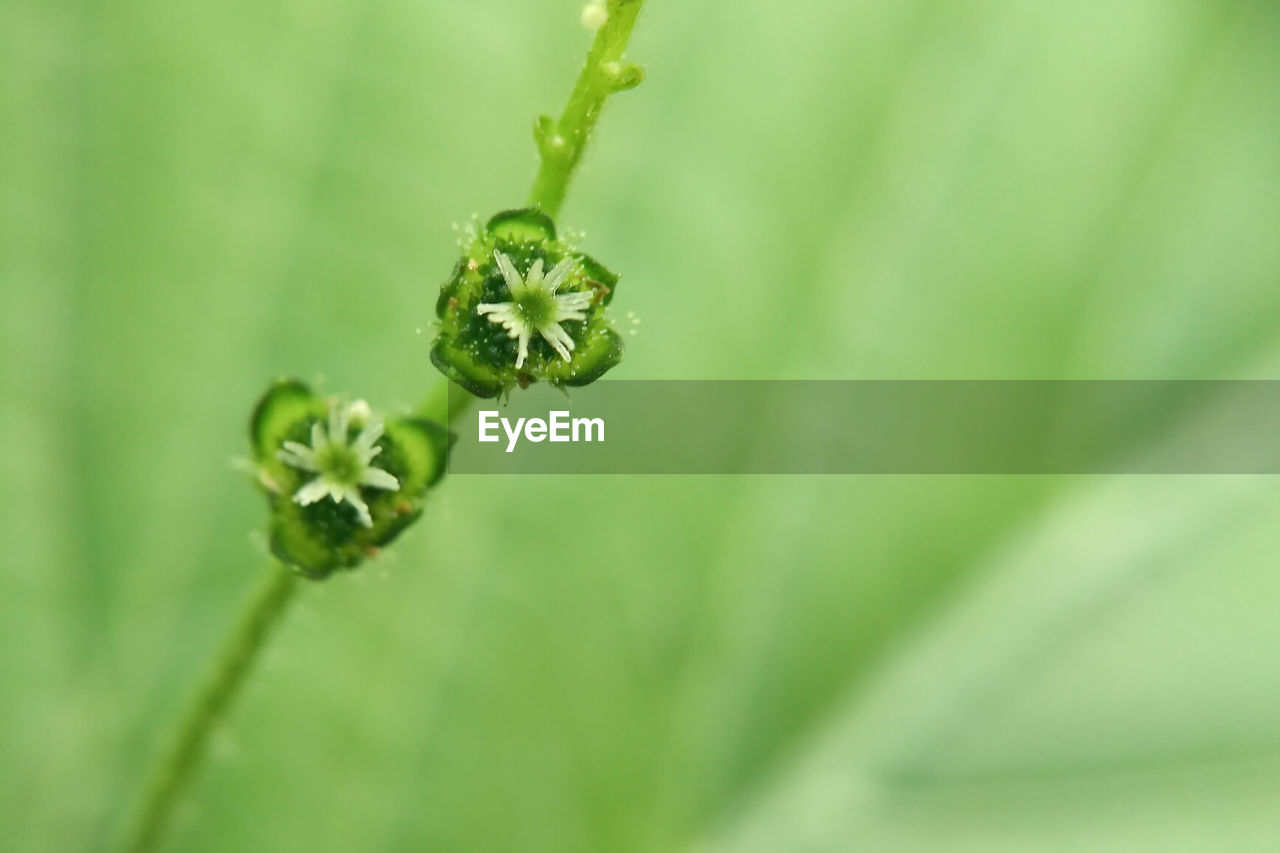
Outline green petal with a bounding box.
[542,324,625,387]
[268,500,348,579]
[436,256,468,319]
[249,379,325,462]
[368,505,424,551]
[485,207,557,244]
[577,252,622,306]
[430,338,506,398]
[385,417,453,493]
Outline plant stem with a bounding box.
[528,0,647,217]
[122,7,647,849]
[418,378,478,426]
[120,563,300,853]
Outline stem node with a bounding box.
[527,0,647,218]
[602,61,645,92]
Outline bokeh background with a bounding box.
[5,0,1280,850]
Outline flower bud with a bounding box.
[581,2,608,31]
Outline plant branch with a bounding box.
[528,0,647,217]
[121,7,648,849]
[119,563,299,853]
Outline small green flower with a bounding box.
[277,400,400,528]
[249,380,452,578]
[432,207,624,398]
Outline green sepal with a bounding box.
[577,253,621,306]
[485,207,556,243]
[386,417,453,491]
[250,379,326,462]
[435,256,467,319]
[540,323,624,387]
[430,339,505,399]
[247,380,452,579]
[267,499,347,578]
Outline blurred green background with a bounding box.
[4,0,1280,850]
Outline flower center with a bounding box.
[316,443,362,485]
[513,287,556,328]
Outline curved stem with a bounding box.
[119,564,300,853]
[122,7,649,850]
[528,0,647,217]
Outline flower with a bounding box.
[432,207,624,397]
[276,400,399,528]
[250,380,452,577]
[477,250,594,369]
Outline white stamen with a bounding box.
[277,401,400,528]
[478,250,592,368]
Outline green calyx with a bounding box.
[248,380,452,579]
[432,207,624,398]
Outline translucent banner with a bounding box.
[447,381,1280,474]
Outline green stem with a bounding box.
[528,0,647,217]
[418,379,479,426]
[123,7,647,849]
[120,564,300,853]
